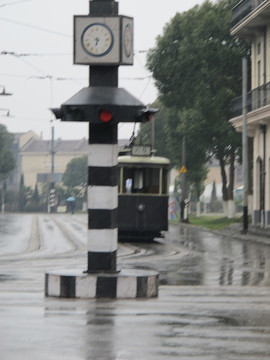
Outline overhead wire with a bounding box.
[0,0,32,7]
[0,55,152,83]
[0,16,71,37]
[0,15,155,139]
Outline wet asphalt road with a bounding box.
[125,223,270,287]
[1,213,270,359]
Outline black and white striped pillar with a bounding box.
[86,0,119,273]
[45,0,159,298]
[87,123,118,272]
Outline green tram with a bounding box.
[118,145,170,241]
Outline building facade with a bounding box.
[230,0,270,226]
[20,137,88,189]
[7,131,88,190]
[8,131,42,191]
[8,131,130,191]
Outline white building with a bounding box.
[230,0,270,226]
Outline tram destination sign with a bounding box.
[131,145,151,156]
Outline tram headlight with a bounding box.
[138,204,145,213]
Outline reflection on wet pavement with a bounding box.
[1,215,270,359]
[1,214,270,288]
[131,223,270,287]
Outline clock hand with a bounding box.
[95,37,100,46]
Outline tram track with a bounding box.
[26,214,43,253]
[0,214,86,263]
[48,214,86,252]
[2,214,270,288]
[0,214,44,262]
[0,214,187,267]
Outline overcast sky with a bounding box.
[0,0,205,140]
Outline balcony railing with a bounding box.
[231,0,267,27]
[230,81,270,118]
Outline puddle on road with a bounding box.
[0,274,16,282]
[131,224,270,286]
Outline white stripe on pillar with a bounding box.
[88,229,118,252]
[88,144,118,167]
[88,186,118,209]
[47,274,60,296]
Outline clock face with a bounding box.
[74,16,133,65]
[123,23,132,58]
[81,23,114,57]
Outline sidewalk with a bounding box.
[178,214,270,246]
[218,222,270,246]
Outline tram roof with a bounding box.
[117,155,170,166]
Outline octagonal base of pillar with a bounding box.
[45,269,159,299]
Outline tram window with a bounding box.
[121,168,133,193]
[134,170,143,190]
[125,178,132,193]
[121,166,161,194]
[145,168,159,194]
[162,168,168,194]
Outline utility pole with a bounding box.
[151,117,155,150]
[180,136,187,222]
[242,57,248,233]
[49,124,56,213]
[49,76,56,213]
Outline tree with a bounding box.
[137,101,208,219]
[63,155,88,197]
[18,174,33,212]
[211,180,217,202]
[23,183,44,212]
[136,99,173,161]
[147,0,250,217]
[0,124,15,179]
[209,180,222,212]
[32,183,39,204]
[0,125,16,213]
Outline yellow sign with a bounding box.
[179,165,187,174]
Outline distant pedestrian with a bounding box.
[169,200,175,220]
[71,201,75,214]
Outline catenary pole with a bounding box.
[242,57,248,233]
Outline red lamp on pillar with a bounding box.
[99,109,113,122]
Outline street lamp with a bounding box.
[0,86,13,96]
[0,109,12,117]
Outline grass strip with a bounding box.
[188,215,242,230]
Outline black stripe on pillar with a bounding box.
[137,277,148,298]
[90,66,119,87]
[88,209,118,229]
[88,250,117,272]
[90,2,118,17]
[89,123,118,144]
[96,276,117,298]
[60,276,76,298]
[88,166,118,186]
[45,273,49,296]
